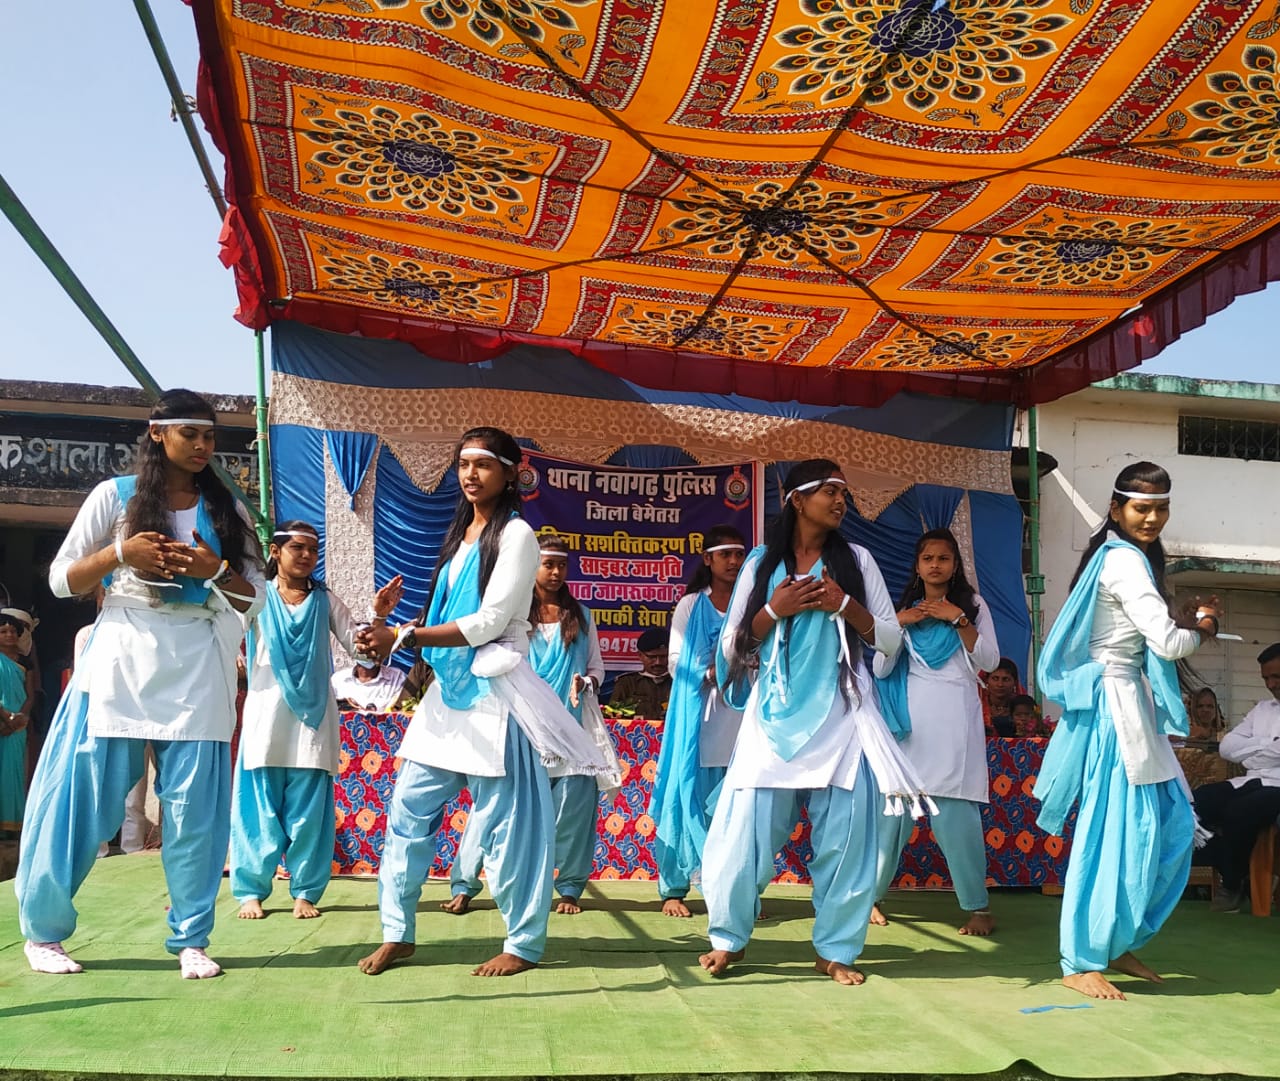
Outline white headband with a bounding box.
[1114,487,1171,501]
[703,544,745,553]
[459,447,514,466]
[272,530,319,542]
[784,477,847,503]
[539,550,569,560]
[150,418,216,428]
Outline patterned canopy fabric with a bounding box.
[192,1,1280,405]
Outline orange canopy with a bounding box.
[192,0,1280,405]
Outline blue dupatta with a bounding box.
[111,475,221,605]
[0,653,25,713]
[1034,535,1187,834]
[249,583,332,730]
[651,592,724,871]
[874,617,964,740]
[716,546,842,762]
[530,615,593,723]
[422,542,490,710]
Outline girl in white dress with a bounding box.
[18,389,264,979]
[872,528,1000,935]
[231,521,402,919]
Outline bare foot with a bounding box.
[357,942,415,975]
[1110,951,1163,983]
[756,907,769,921]
[662,898,692,918]
[815,957,865,985]
[440,894,472,915]
[555,896,582,915]
[698,948,744,977]
[237,899,265,920]
[293,898,320,919]
[869,904,889,926]
[958,910,994,936]
[1063,971,1125,1000]
[472,952,537,976]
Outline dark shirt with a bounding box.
[607,672,672,720]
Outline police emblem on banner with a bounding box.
[517,456,541,500]
[723,465,750,511]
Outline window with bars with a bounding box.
[1178,414,1280,463]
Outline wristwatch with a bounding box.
[951,614,971,628]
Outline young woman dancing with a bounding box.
[872,528,1000,935]
[649,524,747,917]
[701,459,930,985]
[445,532,609,916]
[231,521,402,920]
[356,428,608,978]
[18,389,263,978]
[1036,461,1221,1000]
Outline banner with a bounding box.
[517,452,763,668]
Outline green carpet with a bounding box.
[1,856,1276,1079]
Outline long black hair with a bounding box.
[529,533,588,647]
[421,427,523,618]
[722,459,866,704]
[1070,461,1171,592]
[684,524,748,596]
[897,527,980,623]
[124,389,259,575]
[265,520,325,590]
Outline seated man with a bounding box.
[332,657,406,713]
[607,628,671,720]
[1192,643,1280,913]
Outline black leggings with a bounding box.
[1192,779,1280,891]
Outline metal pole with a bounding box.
[1025,405,1045,700]
[132,0,228,220]
[0,171,162,398]
[254,330,274,544]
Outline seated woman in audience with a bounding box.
[981,658,1020,737]
[1188,687,1226,744]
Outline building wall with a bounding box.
[1028,378,1280,723]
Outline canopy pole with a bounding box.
[254,330,273,545]
[0,171,162,399]
[0,169,267,535]
[132,0,228,220]
[1025,405,1045,700]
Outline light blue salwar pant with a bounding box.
[1059,712,1191,975]
[230,764,335,904]
[451,773,597,902]
[380,715,554,962]
[703,758,879,966]
[656,764,726,900]
[17,682,230,953]
[875,795,990,911]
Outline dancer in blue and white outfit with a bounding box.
[18,390,263,979]
[232,521,403,920]
[1036,461,1221,1001]
[700,459,930,985]
[872,528,1000,936]
[648,524,746,918]
[444,532,609,916]
[356,428,610,977]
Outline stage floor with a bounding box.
[2,856,1276,1080]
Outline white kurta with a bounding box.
[871,595,1000,803]
[540,619,605,780]
[722,544,902,791]
[669,590,742,768]
[396,520,539,777]
[240,583,360,774]
[49,478,264,742]
[331,666,406,712]
[1091,545,1200,786]
[1219,699,1280,789]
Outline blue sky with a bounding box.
[1,4,1275,398]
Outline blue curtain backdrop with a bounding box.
[269,322,1030,672]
